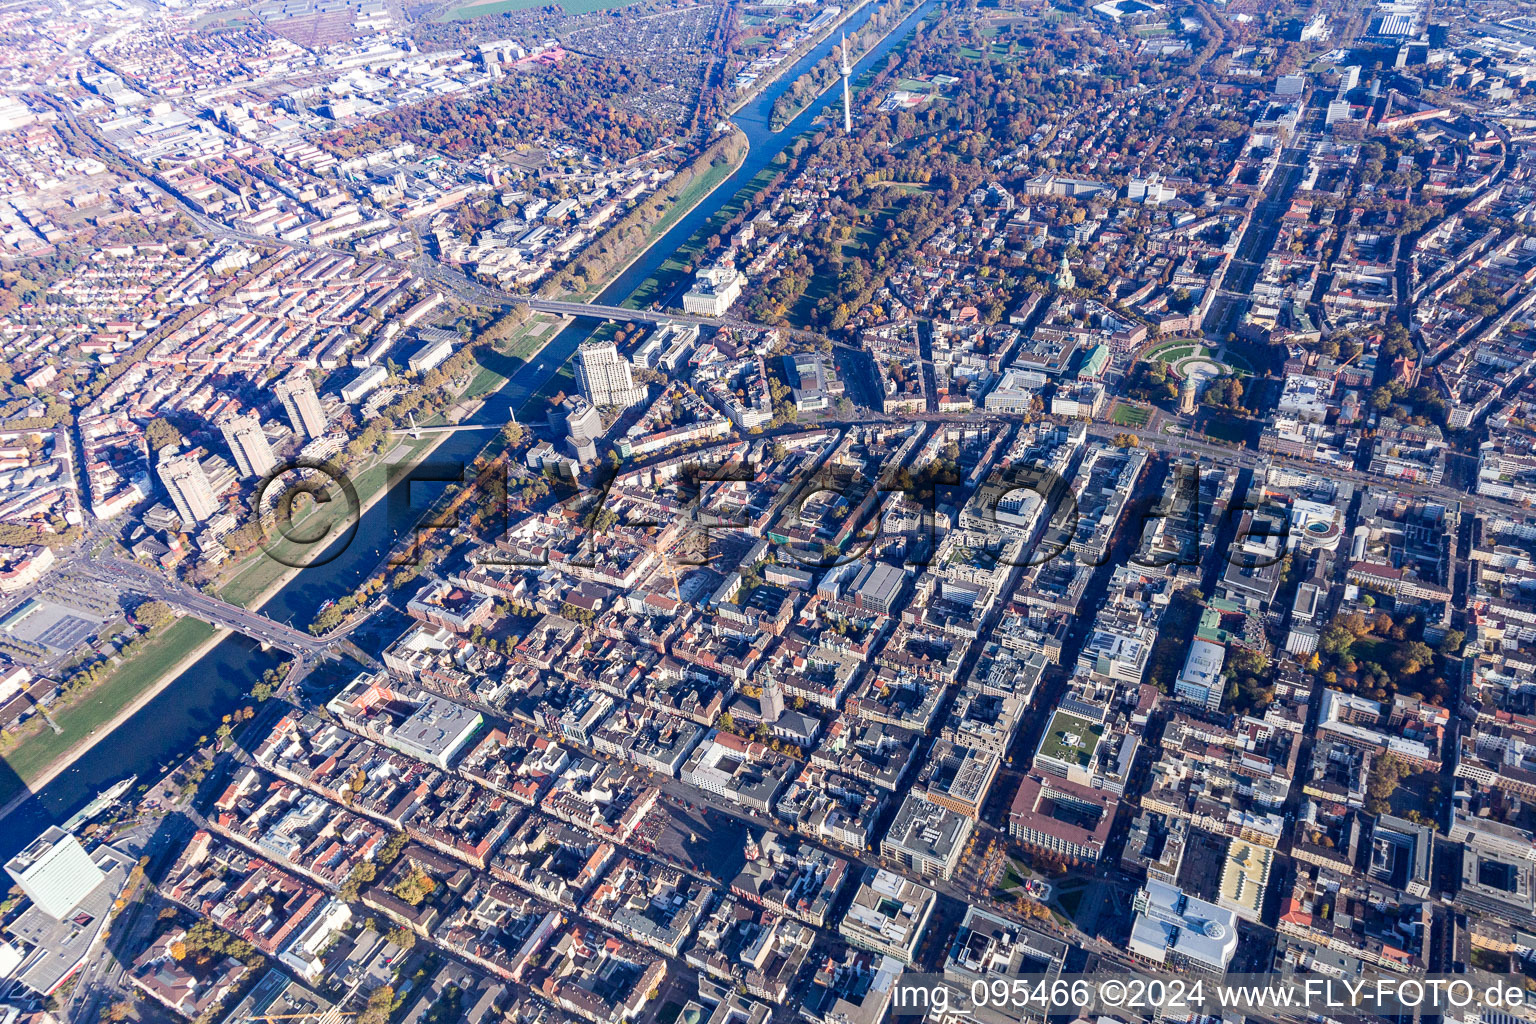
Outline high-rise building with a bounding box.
[574,340,648,410]
[274,373,327,440]
[5,827,106,921]
[553,396,602,465]
[219,411,275,480]
[158,451,217,525]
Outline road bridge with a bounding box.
[79,558,379,668]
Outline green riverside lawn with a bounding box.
[0,616,217,803]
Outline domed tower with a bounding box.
[1053,254,1076,290]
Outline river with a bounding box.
[0,0,939,857]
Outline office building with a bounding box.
[341,365,388,403]
[880,793,973,881]
[682,263,744,316]
[553,395,603,465]
[274,373,327,440]
[5,827,107,921]
[1009,773,1116,863]
[218,412,275,480]
[838,868,936,966]
[1217,840,1273,923]
[1129,880,1238,975]
[1174,638,1227,710]
[944,907,1068,1020]
[575,340,647,410]
[158,451,218,525]
[408,329,455,373]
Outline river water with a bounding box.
[0,0,939,856]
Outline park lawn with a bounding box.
[1203,416,1253,445]
[0,617,219,798]
[994,856,1030,897]
[463,362,508,401]
[1055,887,1085,919]
[1152,345,1195,363]
[1223,347,1259,376]
[502,318,560,361]
[1111,404,1151,427]
[1348,634,1384,661]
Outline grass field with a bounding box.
[1223,347,1258,376]
[0,617,218,798]
[463,363,507,401]
[995,857,1029,896]
[1151,344,1199,364]
[436,0,630,19]
[1111,404,1151,427]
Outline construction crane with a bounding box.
[1330,344,1362,382]
[640,531,724,602]
[662,549,721,602]
[240,1011,354,1023]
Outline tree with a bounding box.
[387,926,416,951]
[1438,630,1465,657]
[1320,625,1354,657]
[1396,641,1435,677]
[391,865,436,906]
[358,986,396,1024]
[339,861,377,902]
[1366,753,1412,816]
[145,418,183,453]
[378,831,408,865]
[134,600,173,630]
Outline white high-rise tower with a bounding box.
[219,411,275,480]
[840,32,853,133]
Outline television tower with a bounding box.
[840,31,852,132]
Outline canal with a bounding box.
[0,0,940,855]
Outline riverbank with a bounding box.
[0,617,224,816]
[216,314,563,609]
[724,0,879,117]
[619,160,784,312]
[552,128,749,304]
[767,0,926,131]
[214,427,452,611]
[0,0,944,841]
